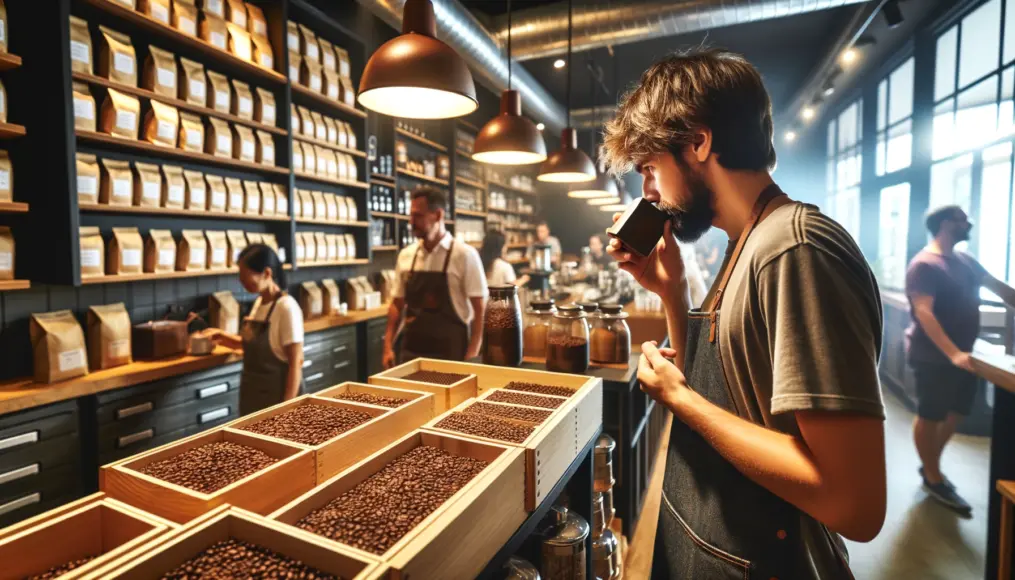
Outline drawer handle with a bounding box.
[118,429,154,448]
[0,463,40,486]
[0,492,40,516]
[306,372,324,382]
[332,345,348,353]
[198,383,229,399]
[116,401,154,420]
[333,361,351,370]
[0,431,38,452]
[302,359,313,369]
[303,344,317,354]
[199,407,230,424]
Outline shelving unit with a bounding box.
[455,209,487,218]
[79,203,291,222]
[396,127,446,152]
[488,180,537,196]
[373,245,398,252]
[371,211,408,220]
[0,202,29,213]
[456,176,485,189]
[291,84,367,119]
[80,268,240,285]
[370,173,395,184]
[295,258,370,268]
[294,170,369,189]
[293,135,366,158]
[295,218,369,227]
[396,167,448,187]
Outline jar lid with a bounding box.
[488,284,517,296]
[599,303,623,314]
[554,304,586,319]
[529,298,555,310]
[577,301,599,313]
[545,506,590,546]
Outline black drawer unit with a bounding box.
[0,461,82,528]
[303,325,358,393]
[0,401,79,470]
[362,317,387,380]
[98,410,237,466]
[95,364,242,425]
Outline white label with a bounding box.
[232,11,246,27]
[215,90,229,109]
[168,185,184,203]
[253,20,266,36]
[248,196,259,211]
[327,84,338,100]
[114,52,134,76]
[312,301,322,315]
[340,60,350,78]
[157,120,175,140]
[143,181,159,202]
[113,179,131,198]
[327,159,337,175]
[207,0,223,14]
[303,120,313,134]
[305,154,315,171]
[212,190,226,208]
[190,247,206,265]
[232,248,241,264]
[293,152,303,168]
[151,2,169,23]
[211,32,226,50]
[307,44,319,60]
[70,40,90,64]
[80,248,101,267]
[158,248,174,266]
[185,129,202,148]
[289,64,298,81]
[310,74,321,92]
[0,170,9,192]
[0,20,7,44]
[327,126,337,142]
[109,339,130,359]
[241,141,254,158]
[217,134,231,153]
[190,187,205,206]
[328,245,336,260]
[212,248,226,264]
[189,79,206,100]
[324,52,335,70]
[277,197,287,213]
[230,193,242,208]
[239,97,252,115]
[115,110,136,131]
[78,175,97,195]
[179,17,196,36]
[122,248,141,267]
[262,105,275,124]
[74,98,94,120]
[296,245,305,259]
[259,53,272,68]
[263,145,274,160]
[58,349,85,372]
[315,125,326,140]
[157,67,175,88]
[0,251,11,272]
[288,32,299,51]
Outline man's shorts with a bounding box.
[912,362,978,421]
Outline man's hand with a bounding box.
[950,351,975,373]
[638,341,687,406]
[382,347,396,369]
[607,219,686,300]
[465,344,482,361]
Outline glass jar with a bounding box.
[532,243,553,272]
[546,304,590,374]
[590,303,631,364]
[523,299,555,359]
[483,285,523,366]
[395,141,408,168]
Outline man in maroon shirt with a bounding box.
[906,205,1015,513]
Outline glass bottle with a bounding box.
[590,303,632,364]
[523,299,556,359]
[483,285,523,367]
[546,304,590,374]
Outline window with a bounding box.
[876,58,914,176]
[878,183,910,289]
[825,99,863,241]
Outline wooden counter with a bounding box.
[972,342,1015,394]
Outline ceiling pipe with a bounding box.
[492,0,875,62]
[354,0,568,132]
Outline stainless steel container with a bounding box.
[504,556,541,580]
[594,434,616,492]
[541,506,589,580]
[592,492,621,580]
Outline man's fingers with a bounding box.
[613,212,623,223]
[642,341,669,368]
[658,347,678,359]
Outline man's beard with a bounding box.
[656,172,715,243]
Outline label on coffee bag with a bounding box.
[233,12,246,27]
[74,98,94,120]
[310,74,321,92]
[0,170,10,192]
[215,90,229,109]
[158,248,174,266]
[114,52,134,75]
[288,33,299,51]
[109,339,130,359]
[212,190,226,208]
[157,68,176,88]
[80,249,101,267]
[253,20,266,36]
[190,187,205,206]
[190,247,206,265]
[143,182,159,202]
[340,60,350,78]
[151,3,170,23]
[157,120,175,140]
[324,52,335,70]
[296,245,305,259]
[248,197,259,212]
[168,185,184,204]
[70,41,90,64]
[217,134,231,153]
[260,53,272,68]
[239,97,252,115]
[262,106,276,124]
[186,130,202,148]
[78,175,97,195]
[122,248,141,267]
[263,145,274,160]
[307,44,319,61]
[303,119,313,134]
[58,349,85,372]
[0,252,11,271]
[190,79,206,100]
[289,64,298,81]
[116,110,136,131]
[114,179,131,198]
[230,192,242,208]
[211,32,226,50]
[327,84,338,100]
[207,0,223,14]
[241,141,254,158]
[179,18,196,36]
[213,248,226,264]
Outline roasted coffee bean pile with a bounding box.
[485,304,519,328]
[488,390,565,409]
[465,401,552,423]
[505,381,575,398]
[28,556,96,580]
[160,538,339,579]
[332,392,407,408]
[242,404,373,445]
[139,441,278,493]
[403,370,469,385]
[435,412,534,443]
[296,446,487,554]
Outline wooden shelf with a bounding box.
[75,130,290,175]
[456,149,473,158]
[397,168,449,187]
[0,52,22,72]
[0,201,28,213]
[455,209,487,218]
[293,134,366,158]
[506,243,528,250]
[73,72,286,136]
[371,173,395,184]
[80,0,286,84]
[294,170,369,189]
[488,207,535,217]
[0,122,25,139]
[396,128,447,152]
[0,279,30,291]
[81,267,239,285]
[455,176,485,189]
[296,218,369,227]
[373,245,398,251]
[79,203,290,221]
[506,257,529,265]
[291,84,367,119]
[488,180,537,196]
[295,258,370,268]
[371,211,409,220]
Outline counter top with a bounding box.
[517,353,640,385]
[973,339,1015,394]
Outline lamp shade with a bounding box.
[569,170,618,198]
[358,0,478,119]
[473,90,547,165]
[538,128,596,183]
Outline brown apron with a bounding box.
[398,239,469,362]
[239,295,303,415]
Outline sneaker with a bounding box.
[923,480,972,514]
[919,466,955,490]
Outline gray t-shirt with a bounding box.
[708,201,885,577]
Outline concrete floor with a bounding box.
[845,393,991,580]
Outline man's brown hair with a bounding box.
[601,48,776,174]
[410,185,447,212]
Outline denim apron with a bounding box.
[651,186,853,579]
[398,239,470,363]
[239,295,303,415]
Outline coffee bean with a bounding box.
[435,411,534,443]
[160,538,339,579]
[504,381,575,398]
[487,390,565,409]
[242,403,373,446]
[464,401,551,424]
[403,370,470,385]
[138,441,278,494]
[332,392,407,408]
[296,446,487,554]
[27,556,96,580]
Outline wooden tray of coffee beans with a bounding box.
[269,430,527,580]
[368,359,480,412]
[100,428,316,524]
[0,494,172,579]
[102,506,384,579]
[224,386,436,483]
[316,382,436,411]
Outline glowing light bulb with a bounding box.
[554,59,566,69]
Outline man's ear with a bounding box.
[691,128,713,163]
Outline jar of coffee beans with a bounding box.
[546,304,590,374]
[590,303,631,364]
[523,298,555,359]
[483,284,523,366]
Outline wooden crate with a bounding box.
[101,507,380,579]
[100,428,315,524]
[269,430,527,580]
[315,381,436,412]
[368,359,478,412]
[224,390,436,483]
[0,496,170,580]
[0,494,177,544]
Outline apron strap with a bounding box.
[442,239,455,273]
[409,243,423,274]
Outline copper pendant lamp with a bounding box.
[473,0,546,165]
[537,0,596,183]
[358,0,478,119]
[571,69,617,198]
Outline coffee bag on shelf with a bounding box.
[339,76,355,107]
[259,182,276,216]
[336,46,351,80]
[172,0,198,36]
[0,150,11,203]
[255,87,275,125]
[345,153,358,181]
[274,184,288,214]
[209,290,240,334]
[302,141,316,174]
[132,161,162,207]
[298,106,313,136]
[261,232,279,254]
[206,174,227,211]
[234,124,256,162]
[99,158,133,205]
[69,16,93,75]
[300,281,323,320]
[324,193,337,221]
[179,111,204,152]
[251,34,273,70]
[336,121,348,148]
[321,278,341,314]
[246,231,262,245]
[343,233,356,259]
[79,226,105,278]
[335,233,347,260]
[183,169,206,210]
[246,3,267,37]
[206,117,232,157]
[142,45,177,97]
[345,122,357,149]
[294,231,306,263]
[177,229,207,271]
[299,25,319,62]
[303,231,318,262]
[76,154,100,205]
[318,38,336,71]
[100,88,140,139]
[323,116,338,145]
[231,79,253,120]
[0,226,13,280]
[201,14,228,52]
[344,195,358,221]
[162,165,186,209]
[311,191,326,220]
[225,177,244,213]
[314,232,328,263]
[30,311,88,384]
[302,59,322,94]
[143,99,179,147]
[201,0,225,19]
[324,233,338,262]
[145,229,175,273]
[73,82,96,131]
[98,26,137,86]
[139,0,171,24]
[207,70,231,112]
[224,0,246,27]
[242,180,260,214]
[309,111,325,141]
[292,140,305,172]
[256,130,274,166]
[108,226,143,275]
[295,188,310,218]
[287,50,301,84]
[178,57,207,105]
[335,195,348,221]
[334,150,346,180]
[226,229,246,266]
[323,67,340,102]
[87,303,132,370]
[287,21,300,53]
[227,22,252,62]
[314,145,328,177]
[206,230,228,269]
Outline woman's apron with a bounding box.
[239,296,303,415]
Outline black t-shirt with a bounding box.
[905,250,986,364]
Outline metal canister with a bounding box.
[541,506,589,580]
[592,492,621,580]
[594,434,616,492]
[503,556,541,580]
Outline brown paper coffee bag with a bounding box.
[30,311,88,384]
[321,278,341,314]
[314,232,328,262]
[300,281,323,320]
[325,150,338,180]
[299,25,319,63]
[73,81,96,131]
[294,230,306,263]
[335,195,348,221]
[77,154,100,205]
[177,229,207,271]
[201,0,225,19]
[344,233,356,259]
[201,14,228,52]
[323,116,338,145]
[255,87,275,125]
[227,23,252,62]
[173,0,198,36]
[231,79,253,120]
[0,150,11,203]
[179,111,204,152]
[335,233,347,260]
[261,233,278,252]
[287,21,300,53]
[298,106,313,137]
[209,290,240,334]
[0,226,13,280]
[313,145,327,177]
[246,232,262,245]
[143,99,179,147]
[310,111,326,142]
[311,191,326,220]
[293,188,305,218]
[162,165,185,209]
[69,15,93,74]
[304,231,318,262]
[132,161,162,207]
[87,303,132,370]
[256,130,274,166]
[99,158,133,206]
[100,88,140,139]
[292,141,305,173]
[226,229,246,266]
[178,58,207,105]
[324,193,337,221]
[139,0,171,24]
[242,180,260,214]
[184,169,206,210]
[259,182,275,216]
[325,233,338,262]
[318,38,336,71]
[345,122,357,149]
[234,124,256,162]
[206,230,228,269]
[251,34,273,70]
[274,184,288,214]
[339,76,355,107]
[206,117,232,157]
[99,26,137,86]
[323,67,340,102]
[302,58,322,94]
[145,229,175,273]
[108,226,143,275]
[303,141,317,174]
[225,177,244,212]
[336,46,351,80]
[79,227,105,278]
[287,50,301,83]
[246,4,267,37]
[142,45,177,97]
[224,0,245,27]
[207,70,231,112]
[206,174,227,211]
